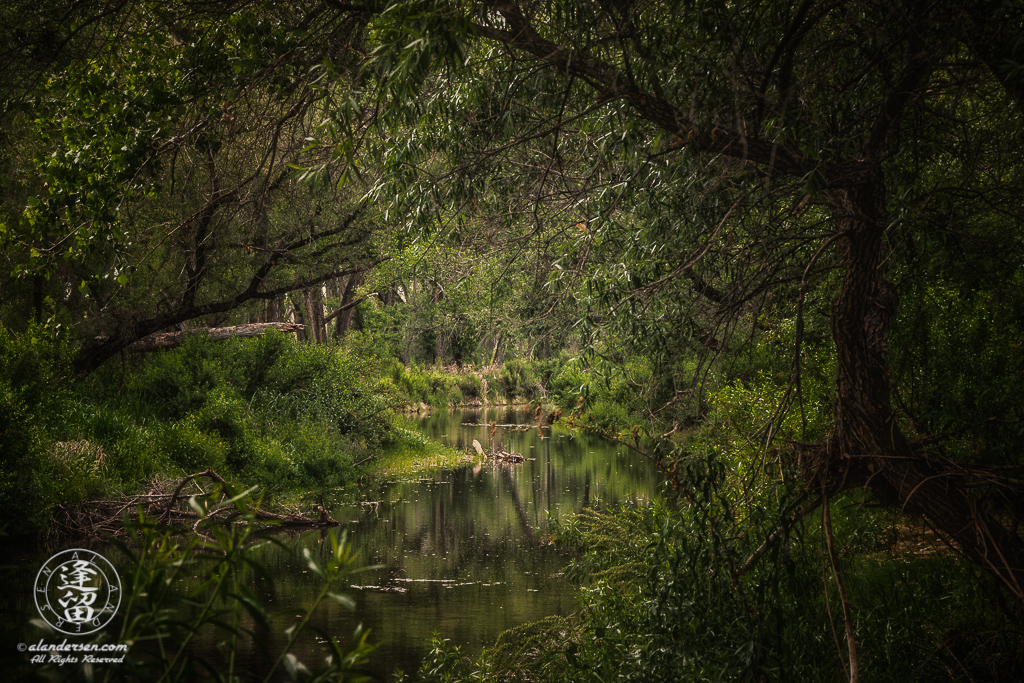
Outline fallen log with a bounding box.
[49,468,337,540]
[125,322,305,353]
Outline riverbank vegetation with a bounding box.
[0,326,387,538]
[0,323,566,540]
[3,1,1024,681]
[20,485,379,683]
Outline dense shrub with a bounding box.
[399,364,432,405]
[581,397,632,434]
[0,378,50,535]
[456,373,482,399]
[546,354,654,435]
[388,362,493,408]
[133,335,392,487]
[161,417,229,473]
[480,370,503,402]
[0,326,74,536]
[499,358,542,400]
[0,328,403,537]
[0,329,119,532]
[126,334,235,420]
[291,426,358,489]
[547,357,589,407]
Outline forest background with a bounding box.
[2,1,1024,681]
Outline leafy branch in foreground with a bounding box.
[27,484,378,683]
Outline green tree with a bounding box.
[1,2,382,370]
[356,0,1024,627]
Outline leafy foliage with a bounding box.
[22,493,377,682]
[0,330,405,542]
[408,497,1023,682]
[4,0,1024,678]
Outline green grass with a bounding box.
[362,427,477,478]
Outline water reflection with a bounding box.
[318,407,659,679]
[0,409,659,681]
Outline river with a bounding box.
[1,407,660,680]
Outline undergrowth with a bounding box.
[14,485,378,682]
[0,327,402,540]
[403,497,1024,682]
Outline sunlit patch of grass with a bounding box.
[364,428,476,477]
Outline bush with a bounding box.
[126,334,234,420]
[266,418,354,491]
[160,417,229,473]
[0,379,51,536]
[399,365,431,405]
[500,358,542,400]
[124,332,394,465]
[481,371,503,403]
[387,362,476,408]
[0,326,74,537]
[548,358,588,408]
[457,374,482,400]
[195,386,254,469]
[292,432,357,490]
[583,397,632,434]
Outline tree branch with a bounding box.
[476,1,873,187]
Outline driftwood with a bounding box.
[485,450,528,464]
[50,468,337,540]
[469,438,526,463]
[462,422,537,430]
[125,322,305,353]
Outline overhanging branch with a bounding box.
[475,1,873,187]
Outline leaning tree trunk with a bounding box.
[125,323,304,353]
[824,179,1024,605]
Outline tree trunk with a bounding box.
[825,179,1024,605]
[435,321,448,365]
[302,287,327,344]
[288,295,306,342]
[258,296,283,323]
[333,272,364,339]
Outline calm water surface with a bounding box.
[1,408,660,680]
[317,407,659,678]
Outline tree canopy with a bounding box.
[347,0,1024,613]
[3,0,1024,678]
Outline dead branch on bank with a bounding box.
[125,322,305,353]
[49,469,338,541]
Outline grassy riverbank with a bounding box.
[361,423,475,477]
[0,327,568,540]
[0,327,400,539]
